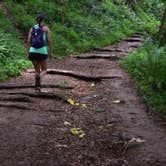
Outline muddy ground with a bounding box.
[0,34,165,166]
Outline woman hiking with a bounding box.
[27,14,53,91]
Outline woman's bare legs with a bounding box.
[33,60,41,75]
[32,61,41,91]
[40,59,47,78]
[32,59,48,91]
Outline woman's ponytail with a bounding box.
[36,14,44,27]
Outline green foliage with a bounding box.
[0,11,31,81]
[136,0,164,18]
[5,0,160,58]
[121,37,166,114]
[133,7,160,34]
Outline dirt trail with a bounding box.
[0,34,166,166]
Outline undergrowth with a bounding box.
[0,11,31,81]
[121,36,166,115]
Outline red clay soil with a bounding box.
[0,34,165,166]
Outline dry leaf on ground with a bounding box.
[70,128,86,138]
[67,98,75,105]
[129,138,146,143]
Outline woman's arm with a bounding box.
[45,26,53,58]
[27,28,32,58]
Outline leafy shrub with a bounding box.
[0,11,31,81]
[121,38,166,114]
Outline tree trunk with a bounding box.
[125,0,135,9]
[159,7,166,46]
[126,0,133,6]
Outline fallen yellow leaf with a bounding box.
[112,100,121,104]
[81,104,87,108]
[129,138,146,143]
[70,128,86,138]
[70,128,79,135]
[90,83,95,87]
[67,98,75,105]
[79,131,86,138]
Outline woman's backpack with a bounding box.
[30,25,46,48]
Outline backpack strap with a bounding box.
[32,24,43,29]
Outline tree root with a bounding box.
[94,47,124,52]
[0,103,35,110]
[131,34,143,38]
[124,38,142,42]
[1,91,67,101]
[0,95,33,102]
[27,69,121,81]
[75,53,121,60]
[0,83,74,89]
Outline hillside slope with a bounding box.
[0,7,31,81]
[0,0,162,81]
[5,0,160,56]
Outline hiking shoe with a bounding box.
[35,86,41,92]
[35,74,41,91]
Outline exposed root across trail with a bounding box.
[27,68,122,81]
[0,95,33,102]
[75,53,121,60]
[0,103,35,110]
[1,91,67,100]
[0,83,74,89]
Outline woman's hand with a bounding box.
[49,53,54,59]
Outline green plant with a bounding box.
[0,11,31,81]
[121,37,166,114]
